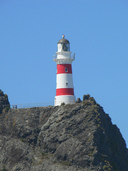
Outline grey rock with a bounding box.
[0,89,10,114]
[0,90,128,171]
[76,98,82,103]
[83,94,90,101]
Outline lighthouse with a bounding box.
[53,35,76,106]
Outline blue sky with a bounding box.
[0,1,128,146]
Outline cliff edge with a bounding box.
[0,89,10,114]
[0,91,128,171]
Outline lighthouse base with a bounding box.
[54,95,76,106]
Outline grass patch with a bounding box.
[61,160,70,166]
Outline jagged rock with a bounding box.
[76,97,82,103]
[0,89,10,114]
[0,93,128,171]
[83,94,90,101]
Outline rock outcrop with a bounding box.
[0,92,128,171]
[0,89,10,114]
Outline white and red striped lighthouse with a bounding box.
[53,35,76,106]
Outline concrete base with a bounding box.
[54,95,76,106]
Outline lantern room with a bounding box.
[57,35,70,52]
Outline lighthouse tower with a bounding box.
[53,35,76,106]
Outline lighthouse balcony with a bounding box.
[53,52,75,61]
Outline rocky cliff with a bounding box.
[0,91,128,171]
[0,89,10,114]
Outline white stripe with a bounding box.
[55,95,76,106]
[56,74,74,89]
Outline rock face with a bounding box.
[0,93,128,171]
[0,89,10,114]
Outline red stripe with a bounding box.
[56,88,74,96]
[57,64,72,74]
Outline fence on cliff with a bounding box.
[10,102,54,109]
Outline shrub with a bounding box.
[61,160,70,166]
[61,102,65,106]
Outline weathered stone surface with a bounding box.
[0,91,128,171]
[76,97,82,103]
[83,94,90,101]
[0,89,10,114]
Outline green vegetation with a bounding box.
[21,138,25,142]
[82,100,92,106]
[41,152,48,159]
[0,167,8,171]
[2,107,10,114]
[102,160,112,171]
[61,160,70,166]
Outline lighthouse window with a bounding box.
[65,67,68,72]
[66,82,68,86]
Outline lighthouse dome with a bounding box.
[57,35,70,52]
[58,37,70,44]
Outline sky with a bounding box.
[0,0,128,146]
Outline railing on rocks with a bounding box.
[10,102,54,109]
